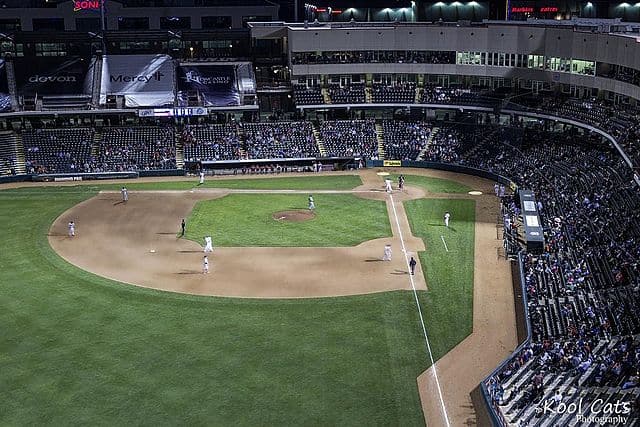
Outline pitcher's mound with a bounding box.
[272,210,316,222]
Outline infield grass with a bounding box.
[0,186,430,425]
[405,198,475,360]
[185,193,391,247]
[391,174,471,194]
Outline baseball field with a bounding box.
[0,168,517,425]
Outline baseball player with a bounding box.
[199,171,205,185]
[398,175,405,191]
[385,178,392,193]
[180,218,186,237]
[308,195,315,210]
[382,244,392,261]
[121,186,128,203]
[68,220,75,237]
[444,211,451,228]
[499,184,505,198]
[203,236,213,253]
[202,255,209,274]
[494,183,500,196]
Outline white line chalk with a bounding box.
[389,194,451,427]
[440,235,449,252]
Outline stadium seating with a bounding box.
[381,121,431,160]
[22,128,94,174]
[243,122,319,159]
[320,119,378,159]
[371,83,416,104]
[95,126,176,172]
[328,83,366,104]
[182,124,242,162]
[292,83,324,105]
[0,132,18,176]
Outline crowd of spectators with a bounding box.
[441,124,640,425]
[181,124,242,162]
[93,127,176,172]
[320,119,378,159]
[243,122,319,159]
[22,128,94,174]
[381,121,431,160]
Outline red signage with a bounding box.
[511,7,534,13]
[540,7,559,13]
[73,0,102,12]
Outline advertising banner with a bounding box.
[14,57,92,97]
[101,54,175,107]
[177,64,239,107]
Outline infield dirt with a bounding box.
[47,168,517,426]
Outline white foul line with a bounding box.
[440,235,449,252]
[388,194,451,427]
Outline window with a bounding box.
[0,18,21,31]
[201,16,232,29]
[76,18,101,32]
[160,16,191,30]
[527,55,544,69]
[32,18,65,31]
[35,42,67,56]
[117,17,149,30]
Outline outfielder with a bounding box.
[203,236,213,253]
[444,211,451,228]
[121,186,128,202]
[308,195,315,210]
[199,171,205,185]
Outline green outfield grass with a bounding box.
[390,174,471,194]
[0,186,430,425]
[405,198,475,360]
[185,193,391,247]
[97,174,362,191]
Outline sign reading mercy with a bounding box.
[100,54,176,107]
[74,0,102,12]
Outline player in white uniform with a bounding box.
[68,221,75,237]
[444,211,451,228]
[308,195,315,210]
[382,244,392,261]
[121,186,128,202]
[385,179,392,193]
[203,236,213,253]
[199,171,205,185]
[202,256,209,274]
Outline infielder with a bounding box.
[121,186,128,202]
[202,255,209,274]
[382,244,392,261]
[444,211,451,228]
[203,236,213,253]
[68,220,75,237]
[308,195,315,210]
[385,179,392,193]
[199,171,205,185]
